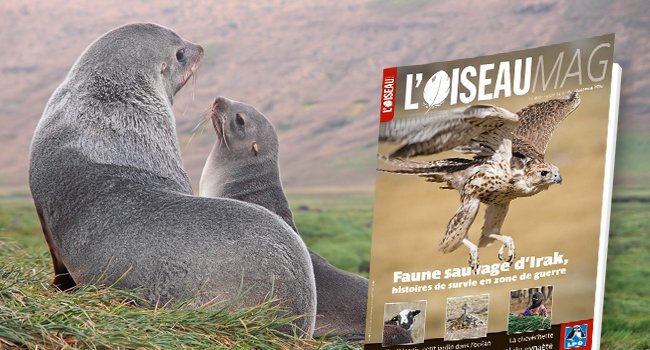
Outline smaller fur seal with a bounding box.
[199,96,368,340]
[29,23,316,336]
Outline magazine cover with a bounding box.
[366,34,621,349]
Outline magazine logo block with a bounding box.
[380,67,397,123]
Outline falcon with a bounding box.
[378,92,580,272]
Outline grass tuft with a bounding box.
[0,240,360,349]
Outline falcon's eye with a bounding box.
[540,171,549,176]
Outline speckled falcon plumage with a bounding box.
[378,92,581,272]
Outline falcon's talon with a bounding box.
[471,259,480,274]
[494,234,516,265]
[462,238,480,274]
[469,256,480,274]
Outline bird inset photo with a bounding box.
[444,294,489,341]
[382,301,426,347]
[508,285,553,334]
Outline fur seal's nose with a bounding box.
[212,97,230,112]
[214,96,230,108]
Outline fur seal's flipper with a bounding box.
[200,96,367,339]
[35,204,75,290]
[29,24,316,337]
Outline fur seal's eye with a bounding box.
[235,113,245,126]
[176,49,185,61]
[540,171,549,176]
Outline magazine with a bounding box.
[365,34,621,350]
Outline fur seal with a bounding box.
[29,23,316,336]
[199,96,368,340]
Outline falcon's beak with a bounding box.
[553,174,562,184]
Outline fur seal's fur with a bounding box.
[199,96,368,340]
[29,23,316,336]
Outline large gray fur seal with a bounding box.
[29,23,316,336]
[199,96,368,340]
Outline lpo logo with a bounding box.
[563,324,588,349]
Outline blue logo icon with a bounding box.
[564,324,588,349]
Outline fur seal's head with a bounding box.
[71,23,203,104]
[209,96,279,162]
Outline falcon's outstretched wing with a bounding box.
[377,154,476,184]
[513,91,581,162]
[379,105,519,158]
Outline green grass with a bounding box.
[613,130,650,196]
[615,130,650,176]
[507,314,551,334]
[289,193,373,276]
[0,200,43,248]
[0,198,364,349]
[601,201,650,350]
[603,128,650,349]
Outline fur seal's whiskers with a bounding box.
[213,113,230,150]
[176,71,201,144]
[189,66,200,101]
[183,108,212,149]
[220,119,230,150]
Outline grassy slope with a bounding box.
[599,129,650,350]
[290,193,373,277]
[601,202,650,350]
[613,130,650,197]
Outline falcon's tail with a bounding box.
[377,154,474,184]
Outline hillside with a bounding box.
[0,0,648,195]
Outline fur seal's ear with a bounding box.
[252,142,259,156]
[160,62,167,74]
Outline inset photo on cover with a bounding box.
[508,285,553,334]
[444,294,489,341]
[382,300,426,347]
